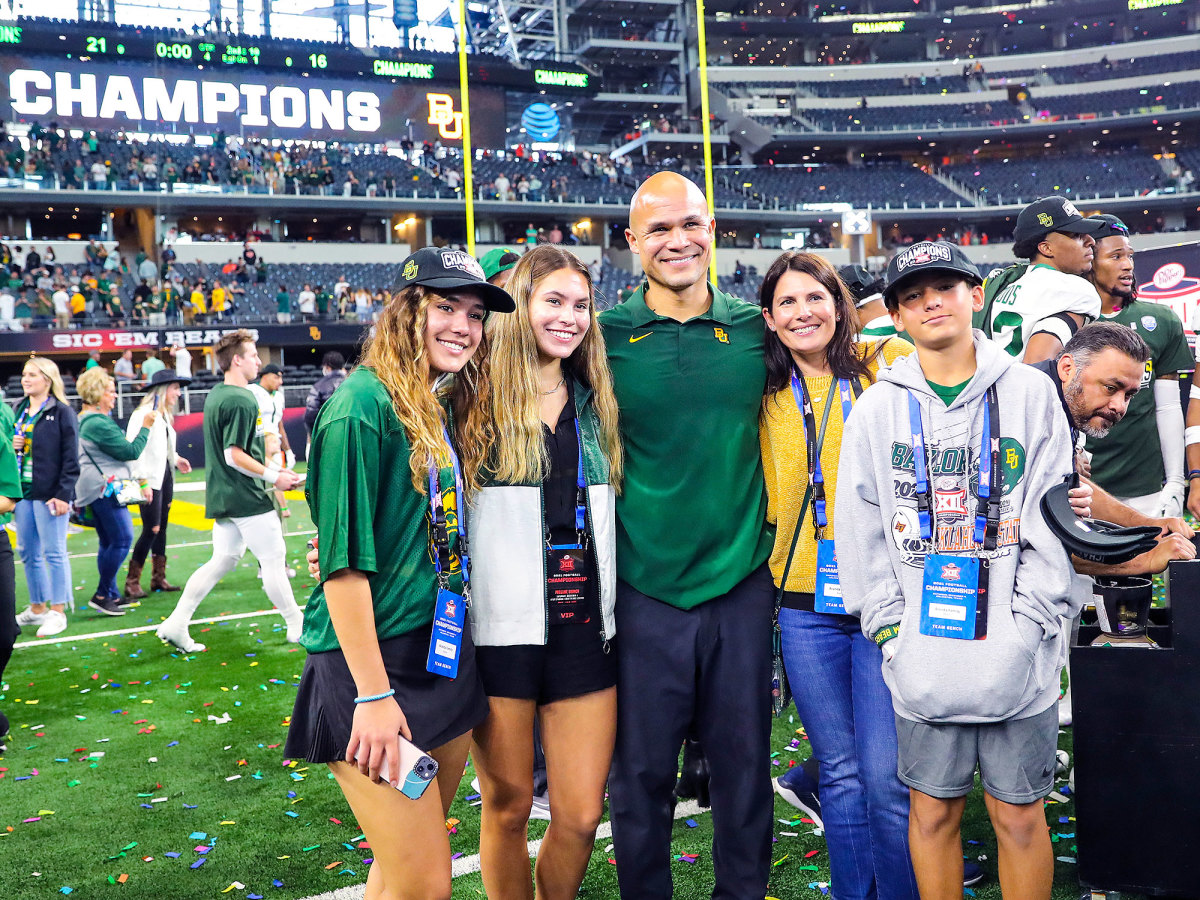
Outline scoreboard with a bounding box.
[0,22,594,93]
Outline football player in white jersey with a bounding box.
[975,196,1107,364]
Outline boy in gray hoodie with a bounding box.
[835,241,1080,900]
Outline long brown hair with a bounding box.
[486,245,623,487]
[760,251,885,396]
[361,284,493,494]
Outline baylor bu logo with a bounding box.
[558,554,577,572]
[309,326,322,341]
[427,93,463,140]
[714,327,729,343]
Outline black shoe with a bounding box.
[963,861,985,887]
[0,710,9,752]
[88,595,126,617]
[673,739,711,809]
[115,594,140,609]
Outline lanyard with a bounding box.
[427,427,469,594]
[790,371,853,533]
[571,417,587,537]
[907,385,1001,550]
[542,416,590,546]
[14,400,43,470]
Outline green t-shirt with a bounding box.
[301,368,463,653]
[316,291,331,314]
[927,377,972,407]
[84,358,100,370]
[0,404,23,525]
[202,383,274,519]
[276,290,291,314]
[1086,301,1193,497]
[599,284,772,609]
[142,357,166,380]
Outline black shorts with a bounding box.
[284,624,488,761]
[475,622,617,705]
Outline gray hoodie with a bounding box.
[835,332,1080,724]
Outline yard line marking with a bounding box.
[292,800,711,900]
[13,608,293,649]
[13,528,316,563]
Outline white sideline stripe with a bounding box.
[294,800,710,900]
[13,608,287,649]
[14,528,316,563]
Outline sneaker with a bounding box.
[116,595,141,609]
[773,775,824,830]
[529,792,552,821]
[963,861,985,887]
[15,606,48,627]
[35,609,69,637]
[156,619,206,653]
[88,595,126,617]
[0,710,8,753]
[281,607,303,643]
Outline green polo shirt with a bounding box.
[600,283,772,609]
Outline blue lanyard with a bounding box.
[906,387,999,548]
[791,372,853,531]
[427,427,469,591]
[572,417,588,536]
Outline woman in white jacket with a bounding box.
[124,369,193,599]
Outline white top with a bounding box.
[174,346,193,377]
[52,289,70,314]
[114,357,135,379]
[984,264,1101,358]
[298,290,316,313]
[248,383,285,437]
[127,404,178,491]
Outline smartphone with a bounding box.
[356,736,439,800]
[152,394,160,410]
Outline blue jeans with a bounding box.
[780,607,918,900]
[14,498,72,609]
[89,496,134,600]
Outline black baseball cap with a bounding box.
[884,241,981,307]
[394,247,515,313]
[1013,196,1108,255]
[838,264,884,307]
[1087,214,1131,239]
[259,363,283,376]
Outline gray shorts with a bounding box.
[894,704,1059,805]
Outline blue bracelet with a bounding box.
[354,688,396,704]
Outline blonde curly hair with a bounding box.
[76,366,115,406]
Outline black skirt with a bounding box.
[284,623,489,762]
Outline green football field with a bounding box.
[1,468,1111,900]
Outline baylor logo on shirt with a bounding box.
[890,435,1026,496]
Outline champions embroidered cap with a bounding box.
[393,247,515,313]
[884,241,981,306]
[1013,196,1109,253]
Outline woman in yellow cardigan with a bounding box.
[759,251,916,900]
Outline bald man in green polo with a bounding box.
[602,172,774,899]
